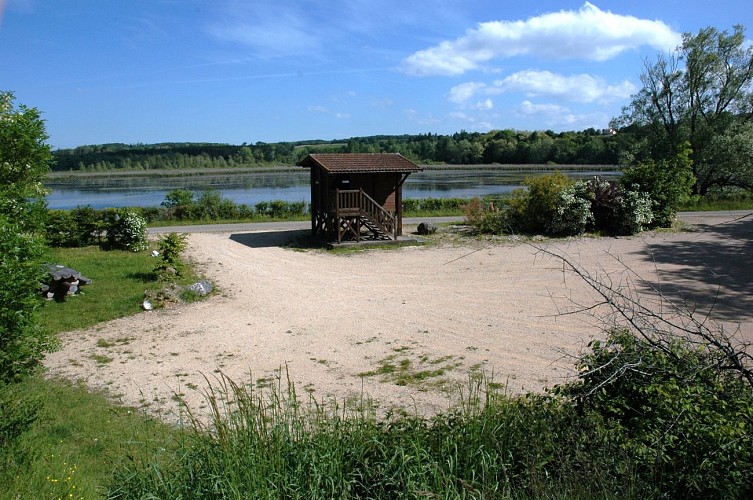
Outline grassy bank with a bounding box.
[2,246,192,499]
[0,376,179,500]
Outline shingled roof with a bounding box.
[299,153,422,173]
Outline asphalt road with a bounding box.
[148,212,752,235]
[148,216,466,234]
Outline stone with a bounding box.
[417,222,437,235]
[187,280,213,296]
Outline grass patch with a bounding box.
[38,246,201,335]
[89,354,114,365]
[0,376,178,500]
[677,192,753,211]
[359,353,464,389]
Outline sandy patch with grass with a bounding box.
[44,213,753,422]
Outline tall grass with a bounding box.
[109,371,644,499]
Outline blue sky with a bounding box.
[1,0,750,149]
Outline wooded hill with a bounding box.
[51,128,637,172]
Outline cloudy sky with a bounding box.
[1,0,750,149]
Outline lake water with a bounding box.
[45,168,619,210]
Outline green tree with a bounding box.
[0,92,55,382]
[621,144,695,227]
[0,92,51,232]
[618,25,753,194]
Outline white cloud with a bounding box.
[405,108,440,126]
[475,99,493,110]
[449,111,493,131]
[515,100,609,129]
[308,105,350,120]
[517,100,570,116]
[447,82,487,104]
[307,105,329,114]
[402,2,680,76]
[494,70,636,103]
[447,70,635,106]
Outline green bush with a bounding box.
[104,209,148,251]
[616,187,654,235]
[587,178,653,235]
[0,216,56,383]
[46,206,103,247]
[70,205,100,246]
[621,146,695,228]
[45,209,73,247]
[463,197,510,234]
[547,181,594,236]
[154,232,188,278]
[254,200,307,218]
[161,188,194,209]
[522,171,572,233]
[560,329,753,498]
[404,197,466,214]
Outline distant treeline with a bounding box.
[51,127,637,172]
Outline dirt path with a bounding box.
[44,213,753,422]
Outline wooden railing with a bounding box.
[335,188,397,241]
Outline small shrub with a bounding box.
[161,188,194,209]
[70,205,100,246]
[587,178,653,236]
[154,232,188,278]
[46,206,103,248]
[104,209,148,251]
[616,187,653,235]
[195,189,223,220]
[621,146,695,228]
[463,197,509,234]
[45,210,73,247]
[547,181,593,236]
[522,171,572,233]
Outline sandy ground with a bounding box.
[44,213,753,422]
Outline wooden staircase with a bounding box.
[335,189,397,243]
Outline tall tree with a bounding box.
[0,91,56,382]
[0,91,51,231]
[618,25,753,194]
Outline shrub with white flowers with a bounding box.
[547,181,594,236]
[106,209,148,251]
[617,187,654,235]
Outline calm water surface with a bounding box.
[45,168,618,210]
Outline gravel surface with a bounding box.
[45,212,753,422]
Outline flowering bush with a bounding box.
[587,178,653,236]
[547,181,593,236]
[617,187,654,235]
[105,209,148,251]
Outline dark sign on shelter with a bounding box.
[299,153,422,243]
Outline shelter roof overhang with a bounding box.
[299,153,423,174]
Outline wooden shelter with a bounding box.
[299,153,422,243]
